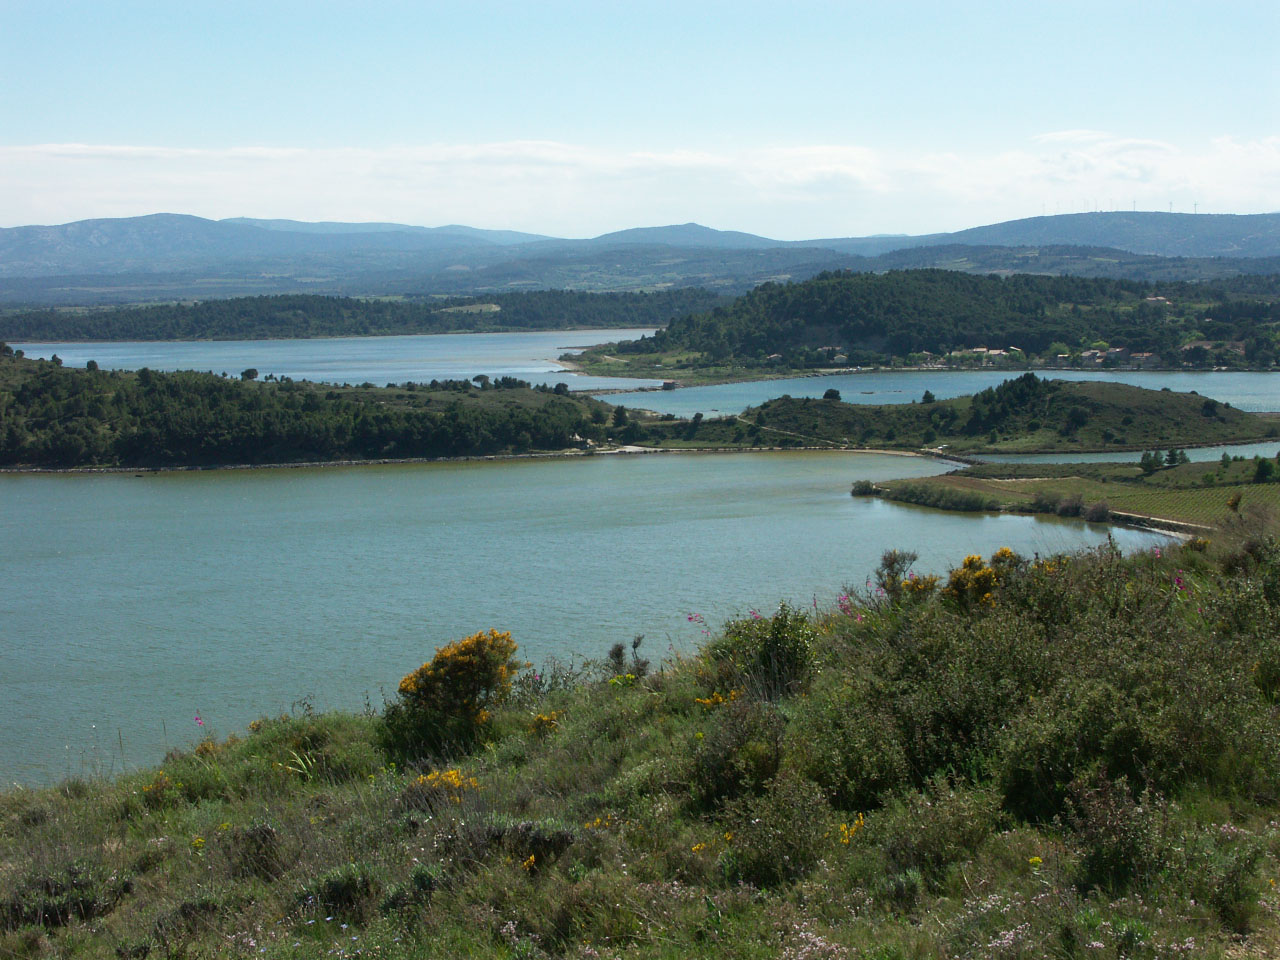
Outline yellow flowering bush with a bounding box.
[529,710,562,737]
[837,813,866,845]
[694,689,740,709]
[943,553,1000,610]
[382,629,520,757]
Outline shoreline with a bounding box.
[572,362,1280,392]
[5,325,662,347]
[0,444,964,477]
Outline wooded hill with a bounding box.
[640,375,1276,454]
[0,354,618,469]
[0,289,726,342]
[606,269,1280,368]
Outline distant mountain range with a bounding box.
[2,211,1278,306]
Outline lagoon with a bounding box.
[1,451,1167,786]
[13,329,663,392]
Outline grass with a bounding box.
[4,529,1280,957]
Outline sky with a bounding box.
[1,0,1277,238]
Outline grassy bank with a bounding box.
[5,528,1280,958]
[863,454,1280,531]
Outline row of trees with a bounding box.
[0,288,726,342]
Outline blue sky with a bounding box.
[1,0,1277,236]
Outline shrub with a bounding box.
[705,602,815,699]
[941,554,1000,610]
[850,479,876,496]
[720,774,831,887]
[691,700,784,807]
[381,629,520,758]
[881,482,999,512]
[997,679,1149,821]
[1067,775,1170,894]
[786,676,909,809]
[300,862,377,919]
[872,780,1002,888]
[1,859,133,931]
[1055,493,1084,517]
[1083,500,1110,522]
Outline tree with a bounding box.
[822,388,841,401]
[611,405,628,426]
[922,390,936,404]
[241,368,259,381]
[85,359,99,372]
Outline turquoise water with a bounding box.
[0,451,1167,785]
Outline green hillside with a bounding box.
[639,375,1277,454]
[585,269,1280,375]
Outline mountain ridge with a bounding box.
[3,211,1280,305]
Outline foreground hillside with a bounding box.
[4,529,1280,958]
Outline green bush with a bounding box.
[381,628,520,758]
[1067,775,1170,894]
[882,482,999,512]
[300,862,378,919]
[872,781,1002,888]
[705,602,815,699]
[1,859,133,931]
[691,700,784,808]
[720,774,831,887]
[786,676,908,810]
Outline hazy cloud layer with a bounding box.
[2,134,1276,237]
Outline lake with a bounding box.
[12,329,663,392]
[1,451,1167,786]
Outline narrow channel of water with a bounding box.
[603,369,1280,416]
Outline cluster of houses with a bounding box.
[1073,347,1161,368]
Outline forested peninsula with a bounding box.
[575,269,1280,379]
[0,353,619,468]
[0,288,726,342]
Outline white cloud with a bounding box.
[0,133,1276,237]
